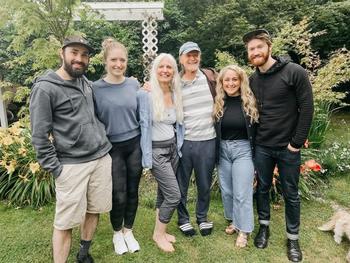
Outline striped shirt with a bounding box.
[181,70,216,141]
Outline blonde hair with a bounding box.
[101,37,128,63]
[150,53,183,123]
[213,65,259,123]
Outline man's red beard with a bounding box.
[249,52,269,67]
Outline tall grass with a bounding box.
[308,102,332,148]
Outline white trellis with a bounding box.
[142,16,159,81]
[77,1,164,81]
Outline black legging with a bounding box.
[109,135,142,231]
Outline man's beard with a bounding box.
[63,58,88,79]
[249,51,269,67]
[184,63,199,73]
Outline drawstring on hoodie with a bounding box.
[60,88,77,112]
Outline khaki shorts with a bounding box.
[54,154,112,230]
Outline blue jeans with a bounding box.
[255,145,301,239]
[218,140,254,233]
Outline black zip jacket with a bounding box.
[249,56,314,149]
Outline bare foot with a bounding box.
[153,234,175,252]
[166,233,176,243]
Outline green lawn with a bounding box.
[325,110,350,143]
[1,112,349,263]
[1,172,349,263]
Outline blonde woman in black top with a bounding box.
[213,65,259,248]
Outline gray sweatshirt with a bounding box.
[93,78,140,142]
[29,70,111,178]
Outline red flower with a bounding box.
[304,159,322,172]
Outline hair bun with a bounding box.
[102,38,115,49]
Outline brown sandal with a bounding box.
[235,232,248,248]
[225,224,236,235]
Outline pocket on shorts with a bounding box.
[55,165,71,186]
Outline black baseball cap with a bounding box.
[242,29,271,44]
[62,35,94,53]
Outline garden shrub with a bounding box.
[0,120,55,208]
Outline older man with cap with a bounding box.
[176,41,217,237]
[242,29,314,262]
[30,35,112,263]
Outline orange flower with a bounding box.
[304,159,322,172]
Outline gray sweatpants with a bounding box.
[152,137,181,224]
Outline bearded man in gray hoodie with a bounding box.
[30,36,112,263]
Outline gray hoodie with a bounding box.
[29,70,111,178]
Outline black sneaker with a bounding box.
[76,253,94,263]
[287,239,303,262]
[179,222,196,236]
[198,221,213,236]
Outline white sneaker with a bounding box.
[124,230,140,253]
[113,231,128,255]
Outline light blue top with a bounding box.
[137,89,184,169]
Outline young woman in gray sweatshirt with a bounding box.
[93,38,142,255]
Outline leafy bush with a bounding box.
[271,140,350,202]
[317,142,350,176]
[0,121,55,208]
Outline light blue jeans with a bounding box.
[218,139,255,233]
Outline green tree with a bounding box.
[193,0,250,66]
[0,0,79,85]
[310,1,350,58]
[75,7,143,80]
[0,0,144,107]
[273,18,350,147]
[157,0,190,58]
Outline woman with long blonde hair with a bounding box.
[138,53,184,253]
[213,64,259,248]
